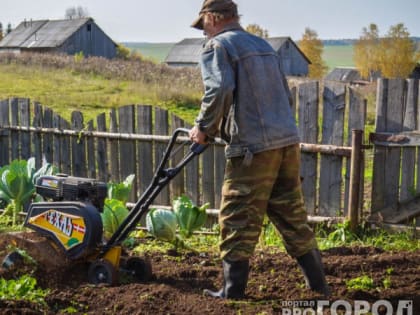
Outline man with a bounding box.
[189,0,330,299]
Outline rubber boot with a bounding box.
[204,259,249,299]
[296,249,331,297]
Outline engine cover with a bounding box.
[24,201,103,260]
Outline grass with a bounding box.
[0,53,202,124]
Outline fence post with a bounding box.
[348,129,363,231]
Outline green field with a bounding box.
[323,45,355,70]
[124,42,355,71]
[123,42,174,63]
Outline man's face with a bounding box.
[202,13,217,38]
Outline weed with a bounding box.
[346,274,375,290]
[317,220,419,251]
[0,275,49,305]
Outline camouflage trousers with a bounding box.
[219,144,317,261]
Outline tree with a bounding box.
[246,24,269,38]
[6,23,12,34]
[354,24,381,79]
[379,23,418,78]
[65,6,89,19]
[0,23,3,41]
[298,27,327,78]
[354,23,419,79]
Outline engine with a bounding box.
[35,174,107,211]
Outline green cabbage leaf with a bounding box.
[173,196,209,238]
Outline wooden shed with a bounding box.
[325,67,366,84]
[165,36,310,76]
[265,37,310,76]
[0,18,117,59]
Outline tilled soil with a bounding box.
[0,232,419,315]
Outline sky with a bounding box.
[1,0,419,43]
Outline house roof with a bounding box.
[266,37,311,64]
[325,67,363,82]
[165,38,206,64]
[0,18,102,49]
[165,36,310,65]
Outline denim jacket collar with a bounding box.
[213,22,244,37]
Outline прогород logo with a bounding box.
[280,299,413,315]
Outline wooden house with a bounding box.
[0,18,117,59]
[165,36,310,76]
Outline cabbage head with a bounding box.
[173,196,209,238]
[146,208,177,243]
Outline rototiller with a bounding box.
[8,128,207,285]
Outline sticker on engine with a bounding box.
[27,210,86,250]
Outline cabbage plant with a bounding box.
[101,199,129,239]
[101,174,135,238]
[0,157,56,225]
[173,196,209,238]
[146,208,178,243]
[107,174,135,204]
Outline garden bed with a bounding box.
[0,232,418,314]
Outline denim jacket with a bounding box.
[195,23,300,161]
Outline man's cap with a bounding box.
[191,0,238,30]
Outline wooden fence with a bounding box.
[9,80,420,225]
[370,78,420,225]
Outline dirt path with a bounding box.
[0,233,418,314]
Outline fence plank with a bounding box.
[118,105,137,202]
[109,108,119,182]
[154,107,170,205]
[298,81,319,214]
[202,143,215,207]
[96,113,109,182]
[0,99,10,166]
[290,86,297,119]
[371,80,388,212]
[52,113,62,170]
[19,99,31,160]
[400,79,418,202]
[42,107,53,164]
[87,120,96,179]
[384,80,405,210]
[170,114,185,201]
[417,80,420,196]
[60,117,71,174]
[214,145,225,209]
[371,79,406,213]
[10,98,19,160]
[71,111,86,177]
[137,105,153,197]
[344,88,367,215]
[184,123,199,204]
[32,103,43,169]
[319,82,346,216]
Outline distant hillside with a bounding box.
[321,37,420,46]
[123,37,419,67]
[122,42,174,63]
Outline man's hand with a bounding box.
[189,125,208,145]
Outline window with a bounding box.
[87,24,91,32]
